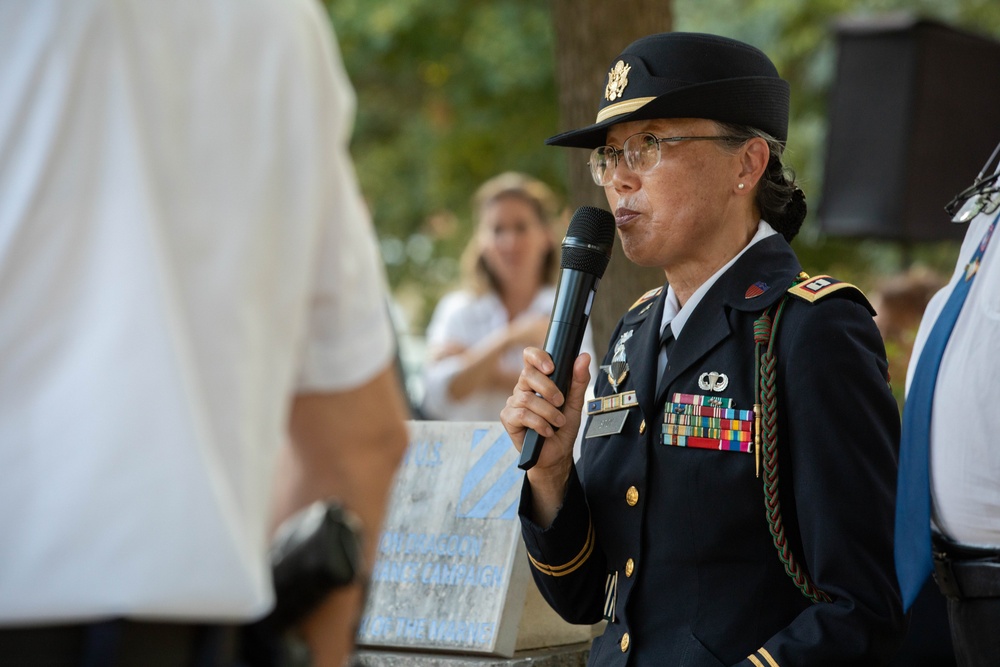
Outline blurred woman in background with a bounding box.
[422,172,593,423]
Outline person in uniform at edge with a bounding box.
[500,32,907,666]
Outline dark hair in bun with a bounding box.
[714,121,806,243]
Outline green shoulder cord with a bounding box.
[753,284,832,605]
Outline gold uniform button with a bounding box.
[639,419,646,434]
[626,486,639,506]
[625,558,634,577]
[621,632,630,652]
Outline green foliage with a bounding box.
[324,0,1000,344]
[674,0,1000,293]
[324,0,564,327]
[672,0,1000,402]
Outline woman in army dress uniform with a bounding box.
[500,32,907,666]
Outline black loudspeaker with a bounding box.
[819,16,1000,242]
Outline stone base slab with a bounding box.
[353,642,590,666]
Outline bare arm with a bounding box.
[273,364,409,667]
[500,347,591,528]
[433,315,550,401]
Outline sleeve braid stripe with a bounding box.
[748,655,766,667]
[527,522,595,577]
[758,647,780,667]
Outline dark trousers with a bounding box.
[933,534,1000,667]
[888,578,955,667]
[0,620,236,667]
[946,597,1000,667]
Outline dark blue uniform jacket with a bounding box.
[519,234,906,666]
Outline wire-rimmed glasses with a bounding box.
[945,141,1000,223]
[588,133,742,186]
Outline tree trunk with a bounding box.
[550,1,673,355]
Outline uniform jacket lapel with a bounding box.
[655,287,731,405]
[656,234,802,405]
[615,286,665,422]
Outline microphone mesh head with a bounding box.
[561,206,615,277]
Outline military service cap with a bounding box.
[546,32,790,149]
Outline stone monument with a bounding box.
[354,421,593,665]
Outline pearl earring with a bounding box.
[738,183,745,190]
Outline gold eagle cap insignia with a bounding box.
[605,60,631,102]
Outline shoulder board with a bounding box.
[629,286,663,311]
[787,274,875,314]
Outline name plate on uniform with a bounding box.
[584,390,638,438]
[585,409,629,438]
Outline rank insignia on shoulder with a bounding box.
[629,286,663,311]
[787,275,862,302]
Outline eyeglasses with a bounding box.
[588,133,743,186]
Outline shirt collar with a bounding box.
[661,220,779,339]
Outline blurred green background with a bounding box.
[322,0,1000,404]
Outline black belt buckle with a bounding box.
[933,549,962,600]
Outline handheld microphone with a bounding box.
[518,206,615,470]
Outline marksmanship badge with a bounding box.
[605,60,631,101]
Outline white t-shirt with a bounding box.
[0,0,394,623]
[908,206,1000,548]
